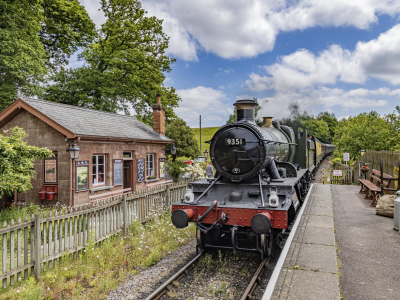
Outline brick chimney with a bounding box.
[152,93,165,136]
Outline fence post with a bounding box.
[165,185,170,208]
[34,214,41,280]
[122,194,128,237]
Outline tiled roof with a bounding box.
[21,98,172,142]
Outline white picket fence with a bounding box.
[0,182,187,288]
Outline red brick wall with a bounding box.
[1,110,169,207]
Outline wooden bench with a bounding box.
[359,169,395,207]
[89,187,132,202]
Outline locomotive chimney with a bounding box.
[233,99,257,122]
[152,93,165,136]
[261,117,274,128]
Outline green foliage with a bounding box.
[39,0,96,69]
[0,0,96,111]
[0,210,195,299]
[302,118,331,143]
[333,110,400,162]
[165,118,200,159]
[316,111,338,141]
[45,0,180,124]
[0,0,47,110]
[191,126,220,154]
[0,127,53,197]
[166,158,187,182]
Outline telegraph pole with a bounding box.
[338,131,341,153]
[200,115,202,154]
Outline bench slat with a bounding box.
[359,179,381,191]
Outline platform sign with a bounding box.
[343,152,350,162]
[333,169,343,177]
[395,166,399,190]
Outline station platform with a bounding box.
[269,184,340,300]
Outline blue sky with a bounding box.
[76,0,400,127]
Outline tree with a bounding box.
[45,0,180,125]
[302,119,331,143]
[165,118,200,159]
[0,1,47,110]
[0,127,53,197]
[0,0,96,111]
[316,112,338,142]
[333,111,397,161]
[39,0,96,71]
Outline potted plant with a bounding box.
[361,165,369,173]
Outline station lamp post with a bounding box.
[163,144,177,162]
[66,141,81,208]
[204,149,209,163]
[360,148,366,156]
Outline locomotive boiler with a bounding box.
[171,99,334,258]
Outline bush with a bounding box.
[166,158,187,182]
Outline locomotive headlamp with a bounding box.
[269,187,279,207]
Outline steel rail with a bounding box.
[240,256,270,300]
[144,251,203,300]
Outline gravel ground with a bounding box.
[314,155,333,183]
[107,239,197,300]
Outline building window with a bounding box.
[93,155,105,185]
[146,154,155,179]
[123,151,132,159]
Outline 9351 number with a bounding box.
[225,138,246,145]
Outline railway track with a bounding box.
[144,251,270,300]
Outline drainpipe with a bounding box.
[70,157,72,208]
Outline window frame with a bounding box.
[92,154,106,186]
[146,154,155,179]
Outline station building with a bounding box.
[0,95,172,207]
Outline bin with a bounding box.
[46,192,55,201]
[39,191,47,200]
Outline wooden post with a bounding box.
[165,185,170,208]
[34,214,41,280]
[122,194,128,237]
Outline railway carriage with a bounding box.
[171,99,334,258]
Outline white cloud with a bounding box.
[175,87,231,127]
[79,0,400,61]
[215,67,234,76]
[143,0,400,60]
[245,23,400,118]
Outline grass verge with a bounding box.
[0,210,196,299]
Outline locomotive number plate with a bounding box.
[225,138,246,145]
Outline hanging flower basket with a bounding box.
[361,166,369,173]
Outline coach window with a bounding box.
[93,155,105,185]
[146,154,155,179]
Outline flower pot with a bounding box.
[46,192,55,201]
[361,168,369,173]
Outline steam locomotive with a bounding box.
[171,99,334,258]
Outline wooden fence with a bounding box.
[0,182,187,289]
[353,150,400,186]
[330,162,353,184]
